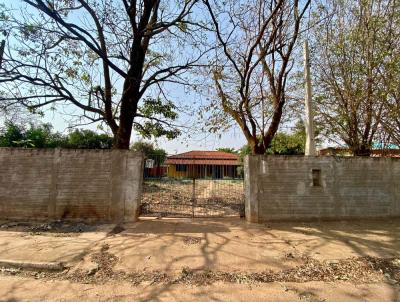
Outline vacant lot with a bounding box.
[141,179,245,217]
[0,218,399,301]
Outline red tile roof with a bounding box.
[165,151,240,166]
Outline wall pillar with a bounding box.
[244,155,259,223]
[110,151,144,223]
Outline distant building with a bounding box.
[318,147,400,157]
[165,151,241,179]
[318,148,352,156]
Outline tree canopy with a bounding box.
[312,0,400,155]
[0,0,206,149]
[131,140,167,165]
[203,0,311,154]
[1,1,400,155]
[266,123,305,155]
[238,122,306,157]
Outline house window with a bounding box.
[176,164,187,172]
[312,169,321,187]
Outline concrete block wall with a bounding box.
[0,148,143,222]
[244,155,400,222]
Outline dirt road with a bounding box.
[0,275,399,302]
[0,218,400,301]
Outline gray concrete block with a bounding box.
[244,155,400,222]
[0,148,143,222]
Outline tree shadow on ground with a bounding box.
[114,218,400,302]
[1,218,400,301]
[268,219,400,259]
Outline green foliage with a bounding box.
[64,129,113,149]
[139,97,178,120]
[131,141,167,165]
[134,121,180,140]
[1,1,197,149]
[238,144,252,162]
[311,0,400,153]
[0,122,66,148]
[236,145,251,177]
[266,133,305,155]
[25,124,66,148]
[151,148,168,166]
[239,122,306,156]
[266,123,305,155]
[131,141,155,156]
[134,97,180,140]
[0,122,113,149]
[0,122,25,147]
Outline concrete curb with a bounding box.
[0,259,65,271]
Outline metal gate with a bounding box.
[140,152,245,218]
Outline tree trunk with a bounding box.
[113,90,139,149]
[261,100,284,152]
[113,39,145,149]
[251,143,266,155]
[113,95,138,149]
[248,136,265,155]
[114,127,132,149]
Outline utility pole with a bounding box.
[303,40,316,156]
[0,40,5,68]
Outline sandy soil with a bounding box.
[0,275,399,302]
[0,221,114,264]
[0,218,400,301]
[107,218,400,273]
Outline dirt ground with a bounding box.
[0,218,400,301]
[141,179,244,217]
[0,221,114,264]
[1,276,399,302]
